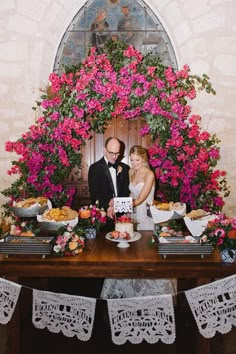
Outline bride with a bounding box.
[129,145,155,230]
[101,145,176,299]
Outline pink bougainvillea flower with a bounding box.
[2,43,228,212]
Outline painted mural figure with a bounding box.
[90,9,111,54]
[117,5,142,50]
[55,0,177,74]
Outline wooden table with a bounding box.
[1,231,236,354]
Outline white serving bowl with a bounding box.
[150,203,186,224]
[11,203,49,218]
[37,215,78,235]
[184,214,216,237]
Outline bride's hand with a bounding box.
[107,206,114,219]
[108,199,114,207]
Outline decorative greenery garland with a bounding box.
[1,40,230,213]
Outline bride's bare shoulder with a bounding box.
[145,168,155,179]
[145,166,154,175]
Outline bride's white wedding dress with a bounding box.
[129,182,154,230]
[100,182,176,299]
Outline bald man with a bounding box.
[88,137,130,213]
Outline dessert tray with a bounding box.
[153,234,212,258]
[0,235,54,258]
[105,232,141,248]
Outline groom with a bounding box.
[88,137,130,222]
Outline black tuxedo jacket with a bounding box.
[88,157,130,210]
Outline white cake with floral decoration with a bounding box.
[114,215,134,238]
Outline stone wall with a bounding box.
[0,0,235,214]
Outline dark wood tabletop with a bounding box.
[1,231,236,279]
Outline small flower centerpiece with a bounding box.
[200,214,236,260]
[154,219,184,237]
[78,204,107,230]
[9,219,40,237]
[53,225,85,256]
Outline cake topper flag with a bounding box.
[114,197,133,214]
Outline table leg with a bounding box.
[176,278,211,354]
[195,278,214,354]
[6,276,20,354]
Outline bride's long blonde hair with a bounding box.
[129,145,150,168]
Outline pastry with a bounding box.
[186,209,207,219]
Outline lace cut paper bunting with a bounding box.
[32,289,96,341]
[0,277,21,324]
[185,274,236,338]
[113,197,133,213]
[107,295,175,345]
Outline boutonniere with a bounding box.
[117,165,122,176]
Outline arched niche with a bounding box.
[53,0,177,73]
[53,0,178,207]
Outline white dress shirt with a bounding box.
[104,156,117,196]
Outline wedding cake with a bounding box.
[114,215,134,238]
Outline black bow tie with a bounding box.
[108,162,118,169]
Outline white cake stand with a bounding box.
[105,232,141,248]
[111,197,137,247]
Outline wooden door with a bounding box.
[68,117,151,208]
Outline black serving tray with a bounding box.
[153,234,213,259]
[0,235,54,258]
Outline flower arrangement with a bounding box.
[200,214,236,256]
[116,215,133,223]
[148,117,229,212]
[78,204,107,229]
[154,219,184,236]
[9,219,40,236]
[53,225,85,256]
[1,39,230,213]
